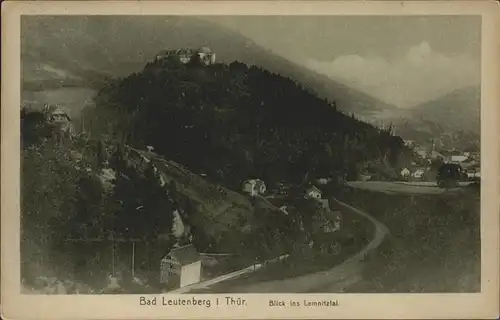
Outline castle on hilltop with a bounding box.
[154,47,216,66]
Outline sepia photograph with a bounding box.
[2,1,499,320]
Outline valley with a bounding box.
[19,15,481,295]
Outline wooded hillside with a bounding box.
[83,58,409,188]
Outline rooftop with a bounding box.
[169,244,201,265]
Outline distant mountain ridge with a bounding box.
[391,85,480,149]
[21,15,397,116]
[410,85,480,130]
[22,15,477,147]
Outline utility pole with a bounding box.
[65,235,141,279]
[131,241,136,278]
[111,233,115,277]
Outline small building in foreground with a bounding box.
[160,244,202,288]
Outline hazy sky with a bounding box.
[204,16,481,108]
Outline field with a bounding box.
[337,185,481,293]
[346,181,475,195]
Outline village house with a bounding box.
[416,150,428,160]
[43,104,73,135]
[466,168,480,180]
[242,179,266,197]
[315,178,331,185]
[404,140,415,148]
[412,168,426,180]
[305,186,323,200]
[450,155,469,163]
[160,244,202,288]
[415,148,428,159]
[400,167,411,178]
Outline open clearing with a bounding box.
[346,181,474,195]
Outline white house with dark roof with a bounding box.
[242,179,266,197]
[412,168,426,179]
[43,104,73,134]
[305,186,322,200]
[451,155,469,163]
[400,167,411,178]
[160,244,202,288]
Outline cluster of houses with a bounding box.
[401,142,481,181]
[154,47,216,66]
[399,167,429,180]
[156,176,341,291]
[242,178,341,235]
[241,179,326,201]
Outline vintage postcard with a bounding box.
[2,1,500,319]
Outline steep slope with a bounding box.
[124,146,255,244]
[21,15,397,116]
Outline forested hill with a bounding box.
[83,57,409,188]
[22,16,396,116]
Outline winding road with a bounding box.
[193,198,389,293]
[125,146,390,293]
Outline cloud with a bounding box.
[304,41,480,108]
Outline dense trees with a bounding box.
[21,113,178,285]
[22,57,411,288]
[83,59,407,189]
